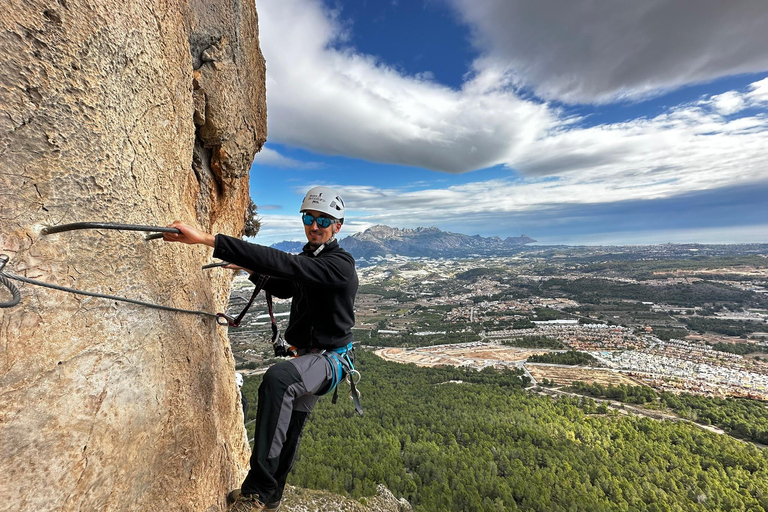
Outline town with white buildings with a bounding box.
[229,244,768,399]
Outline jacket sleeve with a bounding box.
[249,272,294,299]
[214,235,354,288]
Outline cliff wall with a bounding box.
[0,1,266,510]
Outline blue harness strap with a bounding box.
[321,342,353,394]
[319,342,363,416]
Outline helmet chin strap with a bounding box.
[311,236,335,256]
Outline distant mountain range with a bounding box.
[270,240,306,253]
[270,225,536,260]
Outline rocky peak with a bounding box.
[338,225,536,260]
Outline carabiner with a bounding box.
[345,369,361,385]
[216,313,237,327]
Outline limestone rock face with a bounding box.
[0,1,265,511]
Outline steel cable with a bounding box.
[0,270,221,320]
[40,222,181,237]
[0,222,227,321]
[0,273,21,308]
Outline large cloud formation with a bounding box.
[257,0,555,173]
[447,0,768,103]
[252,0,768,244]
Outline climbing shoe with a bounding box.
[227,489,278,511]
[226,489,265,512]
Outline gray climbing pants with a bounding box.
[240,353,333,503]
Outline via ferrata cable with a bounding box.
[0,222,231,324]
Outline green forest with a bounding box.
[539,278,768,309]
[709,341,768,356]
[659,393,768,445]
[527,350,598,365]
[242,351,768,512]
[564,381,768,445]
[683,317,766,337]
[502,335,564,349]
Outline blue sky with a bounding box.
[249,0,768,246]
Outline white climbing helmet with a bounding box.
[300,186,345,223]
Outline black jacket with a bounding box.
[213,235,358,350]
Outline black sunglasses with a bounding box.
[302,213,336,228]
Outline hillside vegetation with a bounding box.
[243,351,768,512]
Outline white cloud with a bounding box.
[747,77,768,104]
[257,0,556,173]
[328,98,768,230]
[252,147,322,169]
[446,0,768,104]
[257,0,768,175]
[259,107,768,245]
[515,103,768,184]
[250,213,305,244]
[709,91,746,116]
[693,78,768,116]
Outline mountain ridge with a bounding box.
[270,225,536,259]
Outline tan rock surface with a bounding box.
[0,1,265,511]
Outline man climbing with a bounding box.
[163,186,358,512]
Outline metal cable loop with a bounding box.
[0,273,21,308]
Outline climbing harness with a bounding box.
[246,275,363,415]
[285,342,363,416]
[322,341,363,416]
